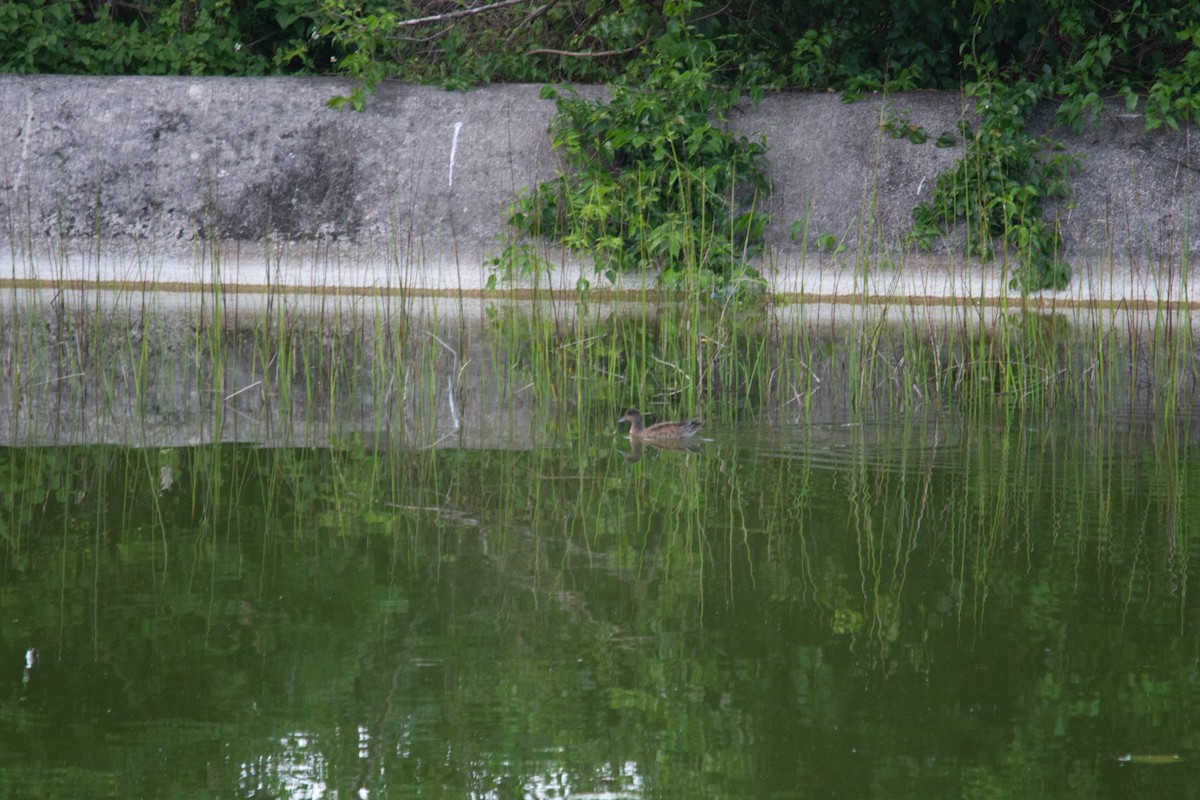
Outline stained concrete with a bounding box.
[1,75,1197,304]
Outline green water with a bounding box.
[1,408,1197,798]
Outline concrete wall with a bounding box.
[1,75,1196,301]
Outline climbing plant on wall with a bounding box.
[500,10,770,293]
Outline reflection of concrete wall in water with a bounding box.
[0,291,1193,447]
[0,295,546,448]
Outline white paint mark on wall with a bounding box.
[448,121,463,187]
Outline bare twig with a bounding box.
[393,0,531,28]
[388,24,457,44]
[505,0,562,45]
[692,1,731,25]
[527,41,646,58]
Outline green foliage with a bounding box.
[882,112,930,144]
[815,233,846,254]
[698,0,982,94]
[0,0,326,75]
[483,243,555,290]
[897,0,1197,292]
[506,18,770,292]
[319,0,640,101]
[909,60,1079,293]
[1053,1,1200,132]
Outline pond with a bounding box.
[0,294,1197,798]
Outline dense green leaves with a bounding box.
[1052,1,1200,132]
[318,0,642,98]
[502,21,770,291]
[8,1,1199,130]
[909,71,1079,292]
[0,0,326,75]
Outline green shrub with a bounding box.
[909,67,1079,293]
[319,0,640,108]
[0,0,324,75]
[505,14,770,293]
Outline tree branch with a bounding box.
[505,0,562,46]
[393,0,532,28]
[527,40,647,59]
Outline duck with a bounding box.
[618,408,704,440]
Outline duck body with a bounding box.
[619,408,704,440]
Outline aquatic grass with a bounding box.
[370,295,413,448]
[198,242,228,443]
[2,262,1195,458]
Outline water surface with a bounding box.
[1,404,1196,799]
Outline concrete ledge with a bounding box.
[2,75,1197,306]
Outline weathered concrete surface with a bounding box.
[1,75,1197,304]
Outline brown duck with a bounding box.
[618,408,704,440]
